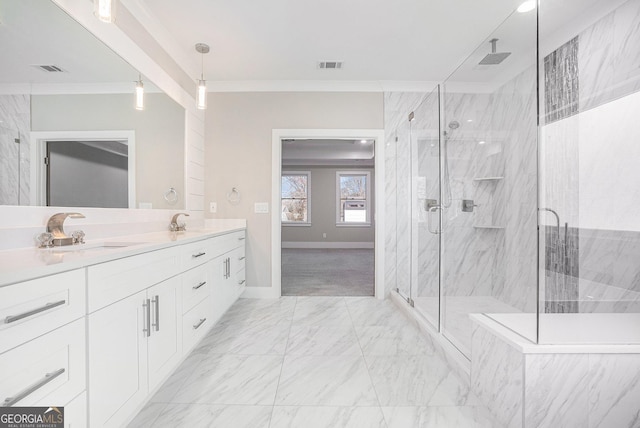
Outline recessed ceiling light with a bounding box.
[478,141,486,145]
[360,139,367,144]
[517,0,536,13]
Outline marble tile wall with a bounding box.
[541,0,640,316]
[0,95,30,206]
[473,319,640,428]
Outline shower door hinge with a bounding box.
[14,138,20,144]
[407,297,415,307]
[408,111,415,122]
[44,156,49,166]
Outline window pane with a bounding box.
[281,198,307,222]
[282,175,307,198]
[340,175,366,199]
[282,173,309,223]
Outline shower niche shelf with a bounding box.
[473,176,504,182]
[473,225,505,229]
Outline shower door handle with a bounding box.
[427,206,441,235]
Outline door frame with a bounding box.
[271,129,386,299]
[30,130,136,207]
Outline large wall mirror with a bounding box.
[0,0,186,209]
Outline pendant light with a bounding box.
[135,75,144,110]
[195,43,210,110]
[94,0,116,23]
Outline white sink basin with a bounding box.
[44,242,147,252]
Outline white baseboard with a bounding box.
[282,241,374,249]
[241,286,281,299]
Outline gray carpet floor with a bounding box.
[281,248,375,296]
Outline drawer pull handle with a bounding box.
[193,281,207,290]
[192,252,206,258]
[193,318,207,330]
[4,300,66,324]
[238,237,245,241]
[3,368,66,407]
[238,280,246,285]
[152,295,160,332]
[238,256,246,261]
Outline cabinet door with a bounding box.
[211,255,231,323]
[88,291,148,428]
[147,277,182,391]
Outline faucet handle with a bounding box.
[37,232,54,248]
[71,230,86,244]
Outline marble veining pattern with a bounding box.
[130,296,500,427]
[0,95,31,206]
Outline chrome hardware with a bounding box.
[427,206,441,235]
[238,279,246,285]
[169,212,189,232]
[71,230,85,244]
[2,368,66,407]
[193,281,206,290]
[407,297,415,307]
[152,295,160,332]
[223,258,229,279]
[539,208,561,236]
[462,199,479,212]
[36,232,54,248]
[193,318,206,330]
[192,252,206,258]
[238,256,245,261]
[227,257,231,278]
[5,300,66,324]
[424,199,439,210]
[45,212,85,247]
[143,299,151,337]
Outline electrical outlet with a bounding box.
[209,202,217,213]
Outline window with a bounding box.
[336,171,371,225]
[281,171,310,225]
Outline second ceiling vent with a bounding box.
[318,61,344,69]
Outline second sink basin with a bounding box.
[46,241,147,252]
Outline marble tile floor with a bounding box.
[128,296,500,428]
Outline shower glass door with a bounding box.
[395,111,412,301]
[410,87,441,329]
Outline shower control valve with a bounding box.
[462,199,479,212]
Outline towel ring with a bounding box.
[227,187,241,205]
[164,187,178,205]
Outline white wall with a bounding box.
[281,166,375,245]
[205,92,384,289]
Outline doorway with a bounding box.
[271,129,385,299]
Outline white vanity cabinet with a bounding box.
[0,269,87,427]
[87,251,183,428]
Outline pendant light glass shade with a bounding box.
[94,0,116,23]
[135,79,144,110]
[195,43,210,110]
[197,79,207,110]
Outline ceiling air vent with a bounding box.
[32,65,66,73]
[318,61,343,70]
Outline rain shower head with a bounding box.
[479,38,511,65]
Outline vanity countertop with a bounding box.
[0,225,245,287]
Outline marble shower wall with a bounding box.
[540,0,640,314]
[0,95,30,206]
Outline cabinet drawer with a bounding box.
[180,238,215,270]
[87,247,180,313]
[64,391,87,428]
[236,268,246,288]
[231,247,246,273]
[182,297,212,352]
[181,263,211,314]
[0,269,85,354]
[0,318,85,408]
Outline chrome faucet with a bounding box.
[169,213,189,231]
[40,212,86,247]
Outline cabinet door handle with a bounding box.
[193,318,206,330]
[143,299,151,337]
[3,368,66,407]
[227,257,231,277]
[238,279,246,285]
[192,252,206,258]
[238,256,245,261]
[152,295,160,332]
[4,300,66,324]
[193,281,207,290]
